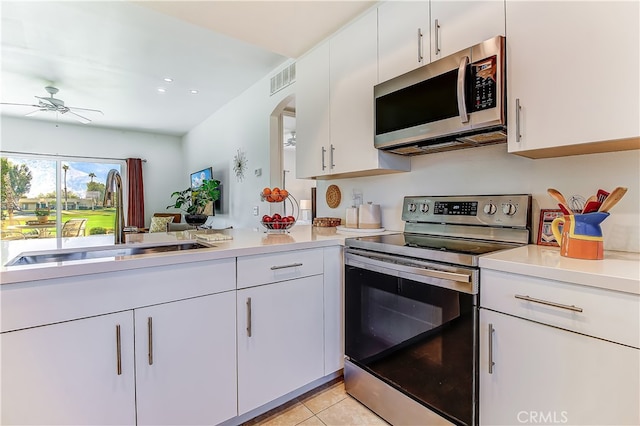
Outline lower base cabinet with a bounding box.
[237,275,325,415]
[135,292,237,425]
[480,309,640,425]
[1,311,137,425]
[1,292,237,426]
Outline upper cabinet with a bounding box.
[296,8,410,180]
[430,1,505,60]
[378,1,430,83]
[506,1,640,158]
[296,41,330,179]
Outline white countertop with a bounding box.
[0,225,399,285]
[480,245,640,295]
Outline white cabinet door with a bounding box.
[506,1,640,157]
[135,292,237,426]
[296,41,331,179]
[378,1,430,83]
[480,309,640,425]
[237,275,324,414]
[430,0,505,60]
[1,312,136,425]
[330,9,410,177]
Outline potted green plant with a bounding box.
[35,206,50,223]
[167,179,221,226]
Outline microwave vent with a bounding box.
[456,130,507,145]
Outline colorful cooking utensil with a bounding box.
[598,187,628,212]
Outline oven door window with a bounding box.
[345,265,477,426]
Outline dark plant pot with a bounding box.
[185,214,208,227]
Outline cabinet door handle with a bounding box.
[246,297,252,337]
[330,144,335,169]
[434,19,441,56]
[147,317,153,366]
[515,294,583,312]
[417,28,424,63]
[270,262,303,270]
[488,323,495,374]
[116,324,122,376]
[515,98,522,142]
[457,56,470,124]
[321,146,326,171]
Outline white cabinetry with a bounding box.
[377,1,430,83]
[236,249,325,415]
[430,0,505,60]
[296,8,410,179]
[479,269,640,425]
[1,258,237,425]
[506,1,640,158]
[323,245,344,374]
[1,312,136,425]
[135,292,237,426]
[296,41,330,179]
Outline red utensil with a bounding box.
[582,201,601,213]
[558,203,571,215]
[597,189,610,203]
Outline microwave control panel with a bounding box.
[470,56,497,112]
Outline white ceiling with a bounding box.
[0,1,375,136]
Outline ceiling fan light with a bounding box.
[163,77,173,82]
[190,90,198,94]
[157,88,166,93]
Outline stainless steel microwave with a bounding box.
[374,36,506,155]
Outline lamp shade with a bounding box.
[300,199,312,210]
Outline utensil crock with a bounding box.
[551,212,609,260]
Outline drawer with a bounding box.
[237,248,324,289]
[481,269,640,348]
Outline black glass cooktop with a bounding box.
[345,233,522,267]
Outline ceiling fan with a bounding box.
[284,131,296,147]
[1,86,103,124]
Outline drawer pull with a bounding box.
[246,297,252,337]
[488,323,495,374]
[270,262,303,270]
[514,294,583,313]
[147,317,153,366]
[116,324,122,376]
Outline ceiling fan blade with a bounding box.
[65,110,92,124]
[25,109,45,117]
[0,102,42,108]
[68,106,104,115]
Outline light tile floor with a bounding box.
[243,377,389,426]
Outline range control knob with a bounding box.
[483,203,497,215]
[419,203,429,213]
[502,203,517,216]
[407,202,417,213]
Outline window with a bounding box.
[1,154,123,240]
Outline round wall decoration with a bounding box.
[233,149,247,182]
[325,184,341,209]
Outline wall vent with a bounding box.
[270,63,296,96]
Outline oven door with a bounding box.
[344,249,478,426]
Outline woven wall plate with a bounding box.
[325,185,341,208]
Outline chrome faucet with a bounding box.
[104,169,125,244]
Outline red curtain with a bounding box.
[126,158,145,228]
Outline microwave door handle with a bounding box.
[457,56,470,124]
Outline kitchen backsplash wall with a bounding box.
[315,145,640,252]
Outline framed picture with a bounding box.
[537,209,564,246]
[190,167,213,190]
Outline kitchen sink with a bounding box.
[5,242,210,266]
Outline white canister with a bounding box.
[345,207,359,228]
[358,202,381,229]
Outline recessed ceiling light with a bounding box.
[163,78,173,82]
[190,90,199,94]
[157,88,166,93]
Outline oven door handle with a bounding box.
[345,250,471,284]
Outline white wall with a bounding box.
[182,65,296,230]
[314,145,640,252]
[0,116,183,226]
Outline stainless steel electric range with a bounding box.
[344,194,532,426]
